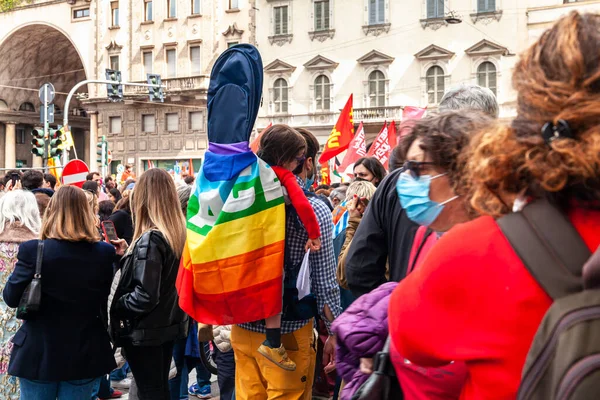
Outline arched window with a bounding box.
[315,75,331,111]
[0,99,8,110]
[368,70,385,107]
[426,66,445,104]
[19,102,35,112]
[273,78,288,114]
[477,61,497,96]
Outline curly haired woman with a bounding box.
[389,12,600,399]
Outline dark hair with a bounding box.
[21,170,44,190]
[43,173,57,189]
[98,200,116,222]
[388,146,404,171]
[293,128,320,175]
[316,184,330,191]
[105,176,113,182]
[184,175,195,185]
[2,170,22,186]
[109,188,122,203]
[353,157,387,186]
[86,172,100,181]
[330,183,341,189]
[399,110,493,193]
[257,124,306,167]
[82,180,99,194]
[115,195,131,213]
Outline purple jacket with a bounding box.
[332,282,398,400]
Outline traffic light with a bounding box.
[105,69,123,101]
[31,128,45,157]
[97,137,108,166]
[48,127,63,158]
[147,74,164,102]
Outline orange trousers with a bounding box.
[231,321,317,400]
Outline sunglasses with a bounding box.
[401,160,437,179]
[295,155,306,165]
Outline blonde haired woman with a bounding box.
[110,168,188,399]
[0,190,40,399]
[3,186,116,399]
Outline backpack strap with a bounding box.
[497,198,590,300]
[407,227,434,276]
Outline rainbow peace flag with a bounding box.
[176,44,286,325]
[176,151,286,325]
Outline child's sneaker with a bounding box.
[189,382,212,399]
[257,343,297,371]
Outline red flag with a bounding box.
[368,122,392,170]
[402,106,427,121]
[339,122,366,173]
[319,94,354,163]
[320,163,331,186]
[388,120,398,149]
[250,122,272,153]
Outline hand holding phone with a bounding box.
[101,221,119,243]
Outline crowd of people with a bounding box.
[0,11,598,400]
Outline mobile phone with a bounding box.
[359,197,370,208]
[101,221,119,243]
[10,173,19,187]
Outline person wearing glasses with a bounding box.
[255,124,322,371]
[333,110,492,400]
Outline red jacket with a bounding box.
[389,207,600,399]
[271,166,320,240]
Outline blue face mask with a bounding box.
[396,172,458,227]
[304,169,315,190]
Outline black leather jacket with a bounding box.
[110,230,188,346]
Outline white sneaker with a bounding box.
[112,378,132,389]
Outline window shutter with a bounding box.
[191,47,201,75]
[282,6,288,34]
[324,82,331,110]
[275,8,281,34]
[369,0,376,24]
[324,1,330,29]
[315,2,322,30]
[478,0,486,12]
[377,0,384,23]
[427,0,435,18]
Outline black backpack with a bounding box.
[498,199,600,400]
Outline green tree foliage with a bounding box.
[0,0,25,12]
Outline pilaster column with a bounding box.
[88,112,99,169]
[4,122,16,169]
[32,155,43,168]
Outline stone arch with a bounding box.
[0,23,88,112]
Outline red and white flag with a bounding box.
[368,121,392,170]
[339,122,367,174]
[388,120,398,149]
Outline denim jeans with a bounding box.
[169,338,211,400]
[91,375,114,399]
[20,377,102,400]
[110,363,130,381]
[214,347,235,400]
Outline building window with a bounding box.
[368,70,385,107]
[111,1,119,26]
[73,8,90,19]
[144,0,153,21]
[368,0,384,25]
[189,111,203,130]
[315,75,331,111]
[166,49,177,78]
[190,46,201,75]
[426,65,445,104]
[109,116,122,134]
[227,42,239,48]
[19,102,35,112]
[110,55,120,71]
[477,0,495,12]
[229,0,238,9]
[167,0,176,18]
[477,61,497,96]
[191,0,200,14]
[273,78,288,114]
[314,0,330,31]
[142,114,156,133]
[166,113,179,131]
[143,51,153,76]
[427,0,444,19]
[16,127,26,144]
[274,6,289,35]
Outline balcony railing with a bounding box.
[354,106,403,122]
[124,75,209,96]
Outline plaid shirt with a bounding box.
[239,176,341,335]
